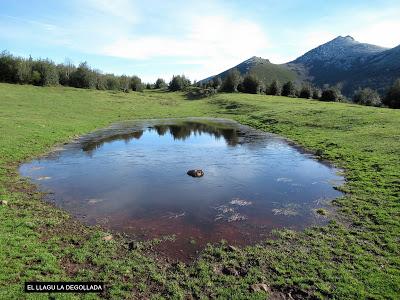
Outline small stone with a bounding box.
[0,200,8,206]
[250,283,270,293]
[102,234,113,241]
[187,169,204,177]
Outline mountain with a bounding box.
[200,56,301,86]
[202,36,400,96]
[287,35,398,94]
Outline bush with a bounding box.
[299,84,312,99]
[16,57,34,84]
[212,77,222,89]
[383,79,400,109]
[0,51,19,83]
[221,69,242,92]
[268,80,281,95]
[155,78,166,89]
[118,75,129,92]
[104,75,120,90]
[57,60,75,86]
[281,81,297,97]
[32,59,59,86]
[70,62,96,88]
[241,74,261,94]
[130,75,143,91]
[186,87,217,99]
[320,87,343,102]
[95,75,107,90]
[168,75,191,91]
[353,88,381,106]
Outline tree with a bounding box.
[383,79,400,108]
[281,81,297,97]
[17,57,33,84]
[57,58,75,86]
[312,87,321,99]
[212,77,222,89]
[101,74,118,90]
[154,78,166,89]
[268,80,281,95]
[241,74,261,94]
[168,75,191,91]
[320,87,343,102]
[32,59,59,86]
[119,75,130,92]
[299,84,312,99]
[353,88,381,106]
[130,75,143,91]
[221,69,242,92]
[69,62,96,88]
[95,74,107,90]
[0,51,19,83]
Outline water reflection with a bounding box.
[19,118,344,260]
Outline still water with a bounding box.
[20,118,343,259]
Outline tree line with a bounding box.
[0,51,398,108]
[0,51,151,92]
[193,69,400,109]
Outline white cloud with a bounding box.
[350,19,400,48]
[102,15,270,79]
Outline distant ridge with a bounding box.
[200,56,300,87]
[202,36,400,96]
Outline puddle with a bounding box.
[20,118,344,259]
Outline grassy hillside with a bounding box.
[0,83,399,299]
[204,56,300,86]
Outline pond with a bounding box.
[20,118,344,259]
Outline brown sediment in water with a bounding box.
[19,118,344,260]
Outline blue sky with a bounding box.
[1,0,399,82]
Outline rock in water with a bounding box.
[187,169,204,177]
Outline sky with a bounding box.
[1,0,399,82]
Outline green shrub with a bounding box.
[69,62,96,89]
[268,80,281,95]
[32,59,59,86]
[155,78,166,89]
[299,84,312,99]
[168,75,191,91]
[130,75,143,91]
[221,69,242,92]
[241,74,261,94]
[281,81,297,97]
[212,77,222,89]
[320,87,342,102]
[383,79,400,109]
[353,88,381,106]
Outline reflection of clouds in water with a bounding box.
[87,198,104,205]
[272,203,300,216]
[37,176,51,181]
[276,177,292,183]
[19,119,344,252]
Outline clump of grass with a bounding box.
[315,208,327,215]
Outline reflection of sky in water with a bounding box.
[20,120,344,257]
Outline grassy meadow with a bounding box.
[0,83,399,299]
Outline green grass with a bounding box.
[0,83,399,299]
